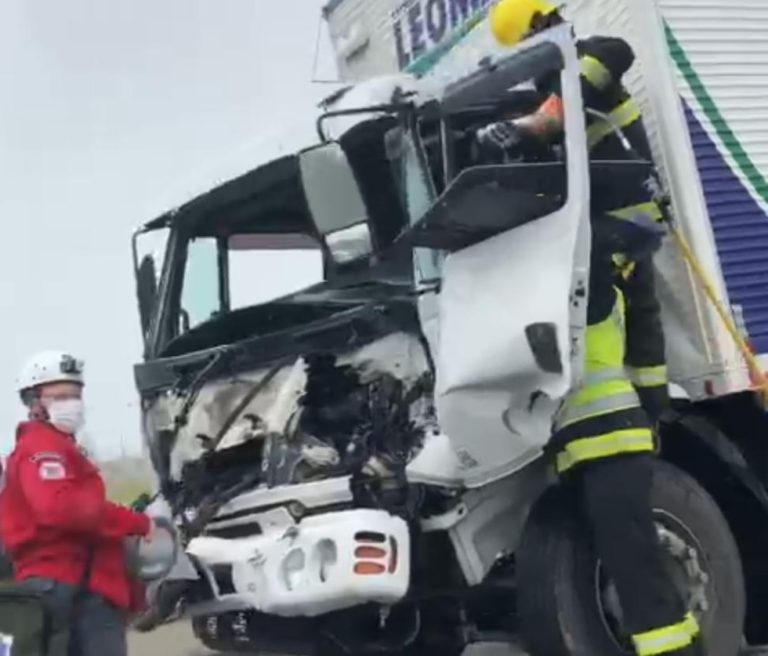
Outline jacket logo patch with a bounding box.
[38,461,66,481]
[30,452,64,463]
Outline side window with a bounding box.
[399,132,444,284]
[133,226,169,340]
[401,132,434,225]
[395,42,570,256]
[180,237,220,331]
[134,227,170,295]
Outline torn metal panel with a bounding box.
[144,331,431,480]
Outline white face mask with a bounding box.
[46,399,85,435]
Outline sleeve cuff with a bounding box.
[108,503,151,536]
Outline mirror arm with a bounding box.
[316,102,414,142]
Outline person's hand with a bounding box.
[476,120,523,152]
[144,515,175,544]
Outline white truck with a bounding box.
[132,1,768,655]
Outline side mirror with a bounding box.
[324,223,373,265]
[299,142,373,266]
[137,254,158,336]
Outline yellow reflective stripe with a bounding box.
[581,55,612,89]
[563,368,637,421]
[632,613,700,656]
[628,365,668,388]
[571,378,636,407]
[557,428,655,473]
[607,201,664,223]
[557,393,639,428]
[587,98,642,149]
[582,367,627,387]
[558,375,639,427]
[560,366,666,427]
[557,295,635,430]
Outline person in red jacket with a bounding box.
[0,350,154,656]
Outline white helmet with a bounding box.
[16,350,85,393]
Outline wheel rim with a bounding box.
[593,508,712,653]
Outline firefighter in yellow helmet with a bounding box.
[491,0,561,46]
[479,2,704,656]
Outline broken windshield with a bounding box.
[178,233,324,334]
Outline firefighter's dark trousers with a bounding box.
[553,258,703,654]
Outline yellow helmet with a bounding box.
[490,0,560,47]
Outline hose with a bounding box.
[664,217,768,402]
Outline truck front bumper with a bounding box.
[185,508,410,618]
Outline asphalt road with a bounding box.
[128,622,530,656]
[129,627,768,656]
[129,623,211,656]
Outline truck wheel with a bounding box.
[517,459,745,656]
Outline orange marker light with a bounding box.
[354,562,386,575]
[355,546,387,559]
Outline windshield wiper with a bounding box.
[172,348,233,433]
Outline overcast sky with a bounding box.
[0,0,338,459]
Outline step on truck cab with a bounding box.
[132,4,768,655]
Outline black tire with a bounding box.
[517,459,745,656]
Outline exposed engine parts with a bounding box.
[293,353,433,482]
[170,339,434,539]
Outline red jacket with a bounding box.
[0,421,150,610]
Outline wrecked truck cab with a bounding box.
[131,26,588,534]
